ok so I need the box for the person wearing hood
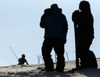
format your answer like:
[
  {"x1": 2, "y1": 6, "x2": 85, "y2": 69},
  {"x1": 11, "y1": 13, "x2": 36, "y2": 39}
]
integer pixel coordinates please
[{"x1": 40, "y1": 4, "x2": 68, "y2": 72}]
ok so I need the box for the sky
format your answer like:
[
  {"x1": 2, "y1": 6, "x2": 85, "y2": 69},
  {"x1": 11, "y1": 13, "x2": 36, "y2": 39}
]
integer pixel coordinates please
[{"x1": 0, "y1": 0, "x2": 100, "y2": 66}]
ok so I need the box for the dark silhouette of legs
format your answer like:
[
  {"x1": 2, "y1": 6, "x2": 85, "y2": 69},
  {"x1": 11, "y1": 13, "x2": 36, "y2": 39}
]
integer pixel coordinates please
[
  {"x1": 42, "y1": 39, "x2": 54, "y2": 71},
  {"x1": 54, "y1": 39, "x2": 65, "y2": 72},
  {"x1": 42, "y1": 38, "x2": 65, "y2": 71}
]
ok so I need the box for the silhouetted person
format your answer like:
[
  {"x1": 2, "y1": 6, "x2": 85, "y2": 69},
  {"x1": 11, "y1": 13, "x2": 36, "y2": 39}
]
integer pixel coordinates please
[
  {"x1": 40, "y1": 4, "x2": 68, "y2": 72},
  {"x1": 18, "y1": 54, "x2": 29, "y2": 65},
  {"x1": 72, "y1": 1, "x2": 96, "y2": 68}
]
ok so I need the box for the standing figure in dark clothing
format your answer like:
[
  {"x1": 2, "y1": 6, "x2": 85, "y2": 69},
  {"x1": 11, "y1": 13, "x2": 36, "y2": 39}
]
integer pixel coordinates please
[
  {"x1": 40, "y1": 4, "x2": 68, "y2": 72},
  {"x1": 18, "y1": 54, "x2": 29, "y2": 65},
  {"x1": 72, "y1": 1, "x2": 96, "y2": 68}
]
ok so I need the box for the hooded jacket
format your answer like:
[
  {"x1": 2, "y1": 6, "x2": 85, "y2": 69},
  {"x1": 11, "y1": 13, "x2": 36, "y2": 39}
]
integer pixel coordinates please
[{"x1": 40, "y1": 7, "x2": 68, "y2": 43}]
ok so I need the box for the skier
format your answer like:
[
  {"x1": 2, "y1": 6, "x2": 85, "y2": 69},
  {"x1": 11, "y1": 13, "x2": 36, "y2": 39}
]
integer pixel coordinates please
[{"x1": 18, "y1": 54, "x2": 29, "y2": 65}]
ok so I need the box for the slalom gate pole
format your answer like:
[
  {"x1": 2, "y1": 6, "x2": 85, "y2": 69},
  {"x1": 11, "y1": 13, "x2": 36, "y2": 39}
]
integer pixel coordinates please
[
  {"x1": 66, "y1": 51, "x2": 69, "y2": 61},
  {"x1": 55, "y1": 52, "x2": 57, "y2": 63},
  {"x1": 37, "y1": 55, "x2": 41, "y2": 65},
  {"x1": 10, "y1": 47, "x2": 18, "y2": 60},
  {"x1": 41, "y1": 56, "x2": 44, "y2": 64}
]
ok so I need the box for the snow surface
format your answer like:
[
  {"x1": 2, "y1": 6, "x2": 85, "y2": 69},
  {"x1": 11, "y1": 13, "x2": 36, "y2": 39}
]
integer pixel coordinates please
[{"x1": 0, "y1": 58, "x2": 100, "y2": 77}]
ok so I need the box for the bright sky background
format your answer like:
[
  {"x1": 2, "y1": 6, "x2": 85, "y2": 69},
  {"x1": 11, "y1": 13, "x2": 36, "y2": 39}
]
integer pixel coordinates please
[{"x1": 0, "y1": 0, "x2": 100, "y2": 66}]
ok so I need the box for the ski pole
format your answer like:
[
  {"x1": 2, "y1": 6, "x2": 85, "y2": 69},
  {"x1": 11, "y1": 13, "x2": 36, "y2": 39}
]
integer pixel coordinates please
[{"x1": 10, "y1": 47, "x2": 18, "y2": 60}]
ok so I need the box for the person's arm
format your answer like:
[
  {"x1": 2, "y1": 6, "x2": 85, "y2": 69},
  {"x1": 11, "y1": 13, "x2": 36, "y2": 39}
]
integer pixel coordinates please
[
  {"x1": 72, "y1": 10, "x2": 80, "y2": 25},
  {"x1": 62, "y1": 15, "x2": 68, "y2": 44},
  {"x1": 40, "y1": 14, "x2": 46, "y2": 28},
  {"x1": 25, "y1": 60, "x2": 29, "y2": 65}
]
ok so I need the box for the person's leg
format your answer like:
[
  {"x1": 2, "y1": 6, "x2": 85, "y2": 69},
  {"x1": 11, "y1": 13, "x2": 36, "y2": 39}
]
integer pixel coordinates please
[
  {"x1": 54, "y1": 39, "x2": 65, "y2": 72},
  {"x1": 79, "y1": 39, "x2": 92, "y2": 68},
  {"x1": 42, "y1": 39, "x2": 54, "y2": 71}
]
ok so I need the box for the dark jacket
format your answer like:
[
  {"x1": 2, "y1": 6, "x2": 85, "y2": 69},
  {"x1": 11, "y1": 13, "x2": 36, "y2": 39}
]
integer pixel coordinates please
[{"x1": 40, "y1": 8, "x2": 68, "y2": 43}]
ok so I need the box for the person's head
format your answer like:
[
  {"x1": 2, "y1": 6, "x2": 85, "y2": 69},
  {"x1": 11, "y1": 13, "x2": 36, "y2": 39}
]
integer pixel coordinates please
[
  {"x1": 22, "y1": 54, "x2": 25, "y2": 58},
  {"x1": 50, "y1": 4, "x2": 58, "y2": 10},
  {"x1": 50, "y1": 4, "x2": 62, "y2": 13},
  {"x1": 79, "y1": 1, "x2": 91, "y2": 12}
]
